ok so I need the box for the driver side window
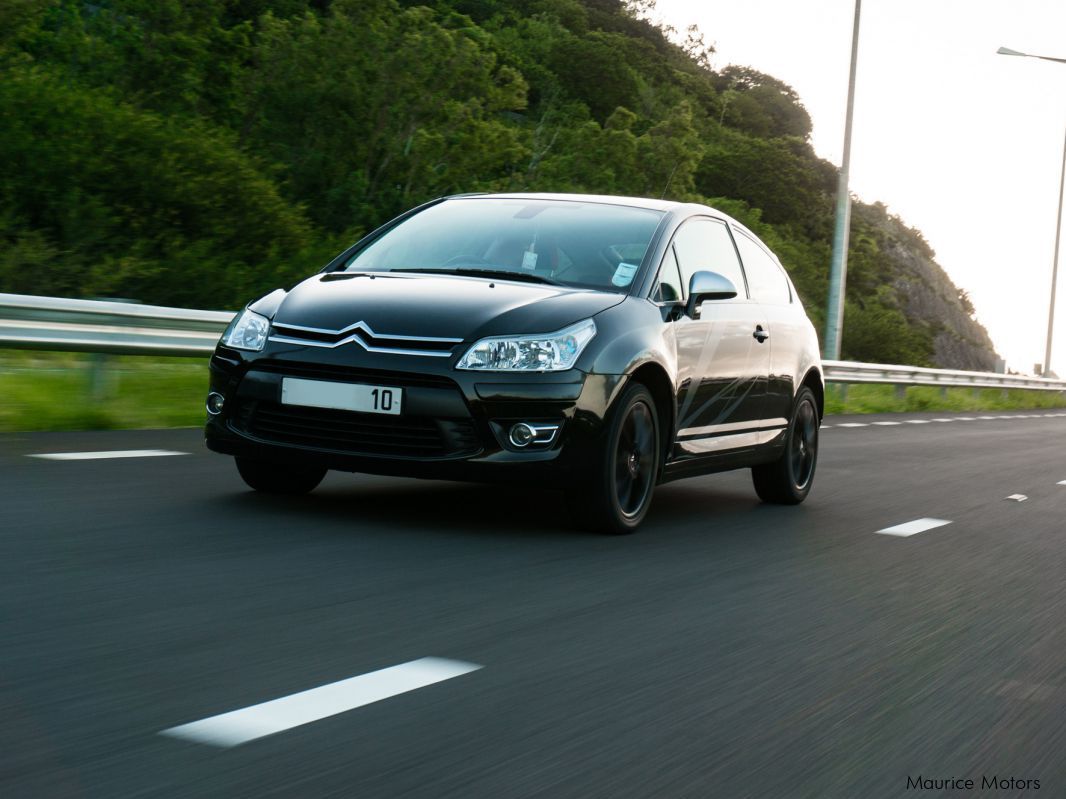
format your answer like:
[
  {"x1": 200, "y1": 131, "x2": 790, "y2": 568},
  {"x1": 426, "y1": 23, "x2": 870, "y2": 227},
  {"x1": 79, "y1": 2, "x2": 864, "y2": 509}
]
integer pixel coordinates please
[{"x1": 672, "y1": 217, "x2": 748, "y2": 300}]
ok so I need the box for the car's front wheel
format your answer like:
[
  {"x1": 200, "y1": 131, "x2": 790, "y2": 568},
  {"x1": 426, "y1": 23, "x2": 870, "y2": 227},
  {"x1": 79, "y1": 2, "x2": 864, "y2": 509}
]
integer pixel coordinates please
[
  {"x1": 751, "y1": 386, "x2": 819, "y2": 504},
  {"x1": 566, "y1": 382, "x2": 660, "y2": 534},
  {"x1": 235, "y1": 456, "x2": 327, "y2": 495}
]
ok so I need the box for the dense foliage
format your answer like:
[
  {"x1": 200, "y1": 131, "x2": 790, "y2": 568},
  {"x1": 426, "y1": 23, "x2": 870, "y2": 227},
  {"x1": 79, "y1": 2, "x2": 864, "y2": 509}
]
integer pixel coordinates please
[{"x1": 0, "y1": 0, "x2": 997, "y2": 366}]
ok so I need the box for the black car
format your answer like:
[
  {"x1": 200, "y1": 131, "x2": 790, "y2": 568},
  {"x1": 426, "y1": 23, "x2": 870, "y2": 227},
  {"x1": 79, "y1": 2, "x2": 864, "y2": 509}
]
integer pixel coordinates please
[{"x1": 206, "y1": 193, "x2": 823, "y2": 533}]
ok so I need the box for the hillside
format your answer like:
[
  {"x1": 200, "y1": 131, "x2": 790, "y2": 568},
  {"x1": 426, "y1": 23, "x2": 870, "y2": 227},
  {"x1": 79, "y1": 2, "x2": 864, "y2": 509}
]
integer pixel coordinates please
[{"x1": 0, "y1": 0, "x2": 999, "y2": 368}]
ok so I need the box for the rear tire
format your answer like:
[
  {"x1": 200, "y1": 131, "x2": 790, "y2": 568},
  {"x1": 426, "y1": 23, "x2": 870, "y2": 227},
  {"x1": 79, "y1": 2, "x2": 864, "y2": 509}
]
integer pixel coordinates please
[
  {"x1": 235, "y1": 456, "x2": 326, "y2": 495},
  {"x1": 566, "y1": 383, "x2": 660, "y2": 534},
  {"x1": 752, "y1": 386, "x2": 818, "y2": 505}
]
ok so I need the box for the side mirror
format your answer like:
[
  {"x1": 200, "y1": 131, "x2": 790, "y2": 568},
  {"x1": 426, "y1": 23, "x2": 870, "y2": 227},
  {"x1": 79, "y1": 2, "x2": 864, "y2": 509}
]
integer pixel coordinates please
[{"x1": 685, "y1": 270, "x2": 738, "y2": 318}]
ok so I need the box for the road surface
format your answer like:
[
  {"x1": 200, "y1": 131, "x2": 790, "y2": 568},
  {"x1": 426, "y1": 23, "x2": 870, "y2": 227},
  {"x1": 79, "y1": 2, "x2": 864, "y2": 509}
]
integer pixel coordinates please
[{"x1": 2, "y1": 410, "x2": 1065, "y2": 797}]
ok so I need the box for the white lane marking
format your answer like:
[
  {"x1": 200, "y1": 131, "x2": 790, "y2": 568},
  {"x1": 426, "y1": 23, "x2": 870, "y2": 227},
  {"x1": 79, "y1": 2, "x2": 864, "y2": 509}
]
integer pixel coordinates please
[
  {"x1": 876, "y1": 518, "x2": 953, "y2": 537},
  {"x1": 827, "y1": 413, "x2": 1064, "y2": 430},
  {"x1": 1058, "y1": 481, "x2": 1066, "y2": 486},
  {"x1": 1005, "y1": 494, "x2": 1028, "y2": 502},
  {"x1": 29, "y1": 450, "x2": 189, "y2": 461},
  {"x1": 820, "y1": 424, "x2": 832, "y2": 429},
  {"x1": 160, "y1": 657, "x2": 482, "y2": 748}
]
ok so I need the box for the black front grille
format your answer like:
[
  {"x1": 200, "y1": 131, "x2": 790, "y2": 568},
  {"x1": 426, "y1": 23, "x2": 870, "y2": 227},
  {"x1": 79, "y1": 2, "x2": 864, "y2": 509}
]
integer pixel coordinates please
[
  {"x1": 232, "y1": 400, "x2": 481, "y2": 459},
  {"x1": 251, "y1": 360, "x2": 457, "y2": 390}
]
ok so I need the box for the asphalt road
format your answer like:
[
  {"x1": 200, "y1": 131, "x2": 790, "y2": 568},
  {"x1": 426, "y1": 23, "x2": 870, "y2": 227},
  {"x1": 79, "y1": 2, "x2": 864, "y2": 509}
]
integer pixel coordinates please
[{"x1": 3, "y1": 410, "x2": 1066, "y2": 798}]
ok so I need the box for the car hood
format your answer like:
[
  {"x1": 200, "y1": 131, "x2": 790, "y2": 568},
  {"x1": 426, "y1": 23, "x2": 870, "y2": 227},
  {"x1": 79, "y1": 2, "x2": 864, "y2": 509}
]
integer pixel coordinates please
[{"x1": 265, "y1": 272, "x2": 626, "y2": 340}]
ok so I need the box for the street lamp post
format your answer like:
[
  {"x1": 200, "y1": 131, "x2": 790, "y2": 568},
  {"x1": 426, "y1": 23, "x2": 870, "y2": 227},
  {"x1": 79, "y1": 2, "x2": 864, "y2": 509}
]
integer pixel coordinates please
[
  {"x1": 823, "y1": 0, "x2": 863, "y2": 361},
  {"x1": 998, "y1": 46, "x2": 1066, "y2": 378}
]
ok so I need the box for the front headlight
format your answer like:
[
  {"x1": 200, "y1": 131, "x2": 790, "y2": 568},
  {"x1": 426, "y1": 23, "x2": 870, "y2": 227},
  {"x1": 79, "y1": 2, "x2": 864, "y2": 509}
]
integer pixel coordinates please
[
  {"x1": 221, "y1": 308, "x2": 270, "y2": 351},
  {"x1": 456, "y1": 319, "x2": 596, "y2": 372}
]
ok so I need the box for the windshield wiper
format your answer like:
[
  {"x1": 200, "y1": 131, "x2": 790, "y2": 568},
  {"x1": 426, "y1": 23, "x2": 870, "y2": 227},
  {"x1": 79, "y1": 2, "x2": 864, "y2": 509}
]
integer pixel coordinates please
[{"x1": 390, "y1": 268, "x2": 562, "y2": 286}]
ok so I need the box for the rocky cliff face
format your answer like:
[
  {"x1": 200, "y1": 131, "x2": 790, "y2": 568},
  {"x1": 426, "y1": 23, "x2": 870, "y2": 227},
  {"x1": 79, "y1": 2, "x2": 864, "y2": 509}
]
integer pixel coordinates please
[{"x1": 871, "y1": 214, "x2": 1000, "y2": 371}]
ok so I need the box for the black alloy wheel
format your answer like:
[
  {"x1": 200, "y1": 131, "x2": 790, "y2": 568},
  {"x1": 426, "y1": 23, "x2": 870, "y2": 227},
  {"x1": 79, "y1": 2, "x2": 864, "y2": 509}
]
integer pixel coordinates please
[
  {"x1": 567, "y1": 383, "x2": 660, "y2": 534},
  {"x1": 751, "y1": 386, "x2": 819, "y2": 504},
  {"x1": 235, "y1": 456, "x2": 327, "y2": 495}
]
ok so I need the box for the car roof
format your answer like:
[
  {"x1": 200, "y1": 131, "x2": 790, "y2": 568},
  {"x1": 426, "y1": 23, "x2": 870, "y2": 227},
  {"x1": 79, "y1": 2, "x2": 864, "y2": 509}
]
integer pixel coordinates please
[{"x1": 444, "y1": 192, "x2": 682, "y2": 213}]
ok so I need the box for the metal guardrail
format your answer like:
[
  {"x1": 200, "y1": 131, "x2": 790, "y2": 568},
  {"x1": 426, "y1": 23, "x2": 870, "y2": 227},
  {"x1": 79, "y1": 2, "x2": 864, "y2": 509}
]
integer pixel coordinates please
[
  {"x1": 0, "y1": 293, "x2": 233, "y2": 356},
  {"x1": 822, "y1": 360, "x2": 1066, "y2": 392},
  {"x1": 2, "y1": 292, "x2": 1065, "y2": 392}
]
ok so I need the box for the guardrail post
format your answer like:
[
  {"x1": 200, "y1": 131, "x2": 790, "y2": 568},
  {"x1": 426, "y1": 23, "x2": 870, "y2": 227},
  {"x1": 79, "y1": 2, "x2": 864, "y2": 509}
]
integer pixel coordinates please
[
  {"x1": 87, "y1": 352, "x2": 113, "y2": 401},
  {"x1": 894, "y1": 384, "x2": 906, "y2": 401}
]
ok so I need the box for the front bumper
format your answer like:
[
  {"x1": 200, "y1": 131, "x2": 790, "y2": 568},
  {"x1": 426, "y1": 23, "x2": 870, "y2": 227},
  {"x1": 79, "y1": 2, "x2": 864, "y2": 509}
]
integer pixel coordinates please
[{"x1": 204, "y1": 344, "x2": 626, "y2": 486}]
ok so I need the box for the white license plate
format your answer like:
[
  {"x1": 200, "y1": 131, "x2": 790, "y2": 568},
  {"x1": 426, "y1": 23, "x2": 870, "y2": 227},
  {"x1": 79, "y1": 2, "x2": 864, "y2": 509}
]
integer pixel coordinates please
[{"x1": 280, "y1": 377, "x2": 403, "y2": 415}]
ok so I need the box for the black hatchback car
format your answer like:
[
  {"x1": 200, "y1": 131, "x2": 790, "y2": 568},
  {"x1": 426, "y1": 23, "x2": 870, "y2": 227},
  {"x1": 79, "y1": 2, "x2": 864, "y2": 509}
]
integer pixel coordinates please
[{"x1": 206, "y1": 193, "x2": 823, "y2": 533}]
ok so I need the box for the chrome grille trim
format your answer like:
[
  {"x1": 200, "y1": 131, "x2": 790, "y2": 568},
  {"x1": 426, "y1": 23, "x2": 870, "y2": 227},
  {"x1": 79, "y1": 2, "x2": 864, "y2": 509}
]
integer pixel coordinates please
[
  {"x1": 267, "y1": 334, "x2": 454, "y2": 357},
  {"x1": 268, "y1": 320, "x2": 463, "y2": 357},
  {"x1": 271, "y1": 320, "x2": 463, "y2": 343}
]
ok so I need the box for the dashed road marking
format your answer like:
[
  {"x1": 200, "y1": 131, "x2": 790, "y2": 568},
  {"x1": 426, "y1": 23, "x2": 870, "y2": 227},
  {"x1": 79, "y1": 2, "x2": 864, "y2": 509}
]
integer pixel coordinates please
[
  {"x1": 876, "y1": 518, "x2": 953, "y2": 537},
  {"x1": 1057, "y1": 481, "x2": 1066, "y2": 486},
  {"x1": 29, "y1": 450, "x2": 189, "y2": 461},
  {"x1": 825, "y1": 413, "x2": 1065, "y2": 430},
  {"x1": 1005, "y1": 494, "x2": 1028, "y2": 502},
  {"x1": 160, "y1": 657, "x2": 482, "y2": 748}
]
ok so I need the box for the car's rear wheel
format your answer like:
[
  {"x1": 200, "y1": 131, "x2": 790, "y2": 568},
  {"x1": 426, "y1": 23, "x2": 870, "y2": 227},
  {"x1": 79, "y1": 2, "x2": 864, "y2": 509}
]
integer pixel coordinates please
[
  {"x1": 235, "y1": 456, "x2": 327, "y2": 495},
  {"x1": 752, "y1": 386, "x2": 818, "y2": 504},
  {"x1": 566, "y1": 383, "x2": 660, "y2": 534}
]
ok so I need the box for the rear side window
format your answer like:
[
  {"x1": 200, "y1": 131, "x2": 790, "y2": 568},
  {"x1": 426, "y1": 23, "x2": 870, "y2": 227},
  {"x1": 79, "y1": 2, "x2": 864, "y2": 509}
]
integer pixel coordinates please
[
  {"x1": 733, "y1": 230, "x2": 791, "y2": 305},
  {"x1": 672, "y1": 218, "x2": 747, "y2": 300}
]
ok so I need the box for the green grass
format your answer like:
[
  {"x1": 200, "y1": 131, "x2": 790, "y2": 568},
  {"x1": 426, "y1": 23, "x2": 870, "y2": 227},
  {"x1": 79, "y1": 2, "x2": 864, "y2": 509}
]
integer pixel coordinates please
[
  {"x1": 824, "y1": 383, "x2": 1066, "y2": 415},
  {"x1": 2, "y1": 351, "x2": 1065, "y2": 431},
  {"x1": 0, "y1": 351, "x2": 208, "y2": 431}
]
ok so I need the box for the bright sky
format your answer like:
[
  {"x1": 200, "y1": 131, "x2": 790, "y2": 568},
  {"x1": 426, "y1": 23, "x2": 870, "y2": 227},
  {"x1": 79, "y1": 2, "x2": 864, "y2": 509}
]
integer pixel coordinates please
[{"x1": 655, "y1": 0, "x2": 1066, "y2": 375}]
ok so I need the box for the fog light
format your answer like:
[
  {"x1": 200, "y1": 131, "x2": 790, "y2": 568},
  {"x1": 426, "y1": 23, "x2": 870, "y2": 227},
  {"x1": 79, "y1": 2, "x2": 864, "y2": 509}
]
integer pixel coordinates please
[
  {"x1": 206, "y1": 392, "x2": 225, "y2": 415},
  {"x1": 509, "y1": 422, "x2": 535, "y2": 448}
]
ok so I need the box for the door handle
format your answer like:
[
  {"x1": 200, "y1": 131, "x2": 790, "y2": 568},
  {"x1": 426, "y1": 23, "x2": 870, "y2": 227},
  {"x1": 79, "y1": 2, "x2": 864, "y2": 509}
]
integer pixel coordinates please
[{"x1": 753, "y1": 325, "x2": 769, "y2": 343}]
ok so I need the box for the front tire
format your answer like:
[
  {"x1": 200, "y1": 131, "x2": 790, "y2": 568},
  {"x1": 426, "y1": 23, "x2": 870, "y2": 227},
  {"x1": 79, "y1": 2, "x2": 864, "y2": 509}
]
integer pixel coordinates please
[
  {"x1": 752, "y1": 386, "x2": 819, "y2": 504},
  {"x1": 235, "y1": 456, "x2": 327, "y2": 495},
  {"x1": 566, "y1": 383, "x2": 660, "y2": 534}
]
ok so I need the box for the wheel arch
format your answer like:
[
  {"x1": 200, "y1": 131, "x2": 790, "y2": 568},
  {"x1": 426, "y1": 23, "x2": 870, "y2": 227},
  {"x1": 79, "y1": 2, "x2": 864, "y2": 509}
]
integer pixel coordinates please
[
  {"x1": 800, "y1": 367, "x2": 825, "y2": 421},
  {"x1": 626, "y1": 361, "x2": 676, "y2": 474}
]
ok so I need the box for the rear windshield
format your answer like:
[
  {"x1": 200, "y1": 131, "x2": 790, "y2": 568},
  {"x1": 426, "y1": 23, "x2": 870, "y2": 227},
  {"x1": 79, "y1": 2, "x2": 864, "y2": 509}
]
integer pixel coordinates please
[{"x1": 343, "y1": 198, "x2": 665, "y2": 292}]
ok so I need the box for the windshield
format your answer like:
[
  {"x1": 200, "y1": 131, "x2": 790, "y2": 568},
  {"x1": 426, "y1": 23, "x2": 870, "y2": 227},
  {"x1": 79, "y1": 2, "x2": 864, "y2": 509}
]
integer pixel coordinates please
[{"x1": 343, "y1": 198, "x2": 665, "y2": 292}]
